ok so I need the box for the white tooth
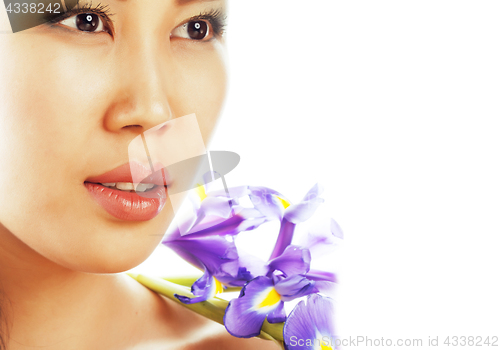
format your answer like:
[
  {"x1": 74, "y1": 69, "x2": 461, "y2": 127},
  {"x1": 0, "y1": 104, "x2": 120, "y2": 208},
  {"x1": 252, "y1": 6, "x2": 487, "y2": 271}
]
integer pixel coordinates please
[
  {"x1": 135, "y1": 183, "x2": 150, "y2": 192},
  {"x1": 116, "y1": 182, "x2": 135, "y2": 191},
  {"x1": 134, "y1": 183, "x2": 156, "y2": 192},
  {"x1": 102, "y1": 183, "x2": 116, "y2": 187}
]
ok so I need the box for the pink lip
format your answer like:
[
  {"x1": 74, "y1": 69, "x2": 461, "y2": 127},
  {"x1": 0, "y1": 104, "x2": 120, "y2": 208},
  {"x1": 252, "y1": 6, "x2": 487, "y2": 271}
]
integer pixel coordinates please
[{"x1": 84, "y1": 161, "x2": 171, "y2": 221}]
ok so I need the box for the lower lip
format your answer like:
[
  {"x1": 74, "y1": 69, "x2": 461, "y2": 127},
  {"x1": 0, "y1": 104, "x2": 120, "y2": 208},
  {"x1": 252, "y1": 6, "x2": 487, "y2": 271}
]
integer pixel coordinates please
[{"x1": 84, "y1": 182, "x2": 167, "y2": 221}]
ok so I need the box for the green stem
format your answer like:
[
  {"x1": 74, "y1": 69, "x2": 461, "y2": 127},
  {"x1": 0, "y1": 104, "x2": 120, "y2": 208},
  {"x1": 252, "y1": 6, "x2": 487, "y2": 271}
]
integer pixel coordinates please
[
  {"x1": 161, "y1": 275, "x2": 242, "y2": 293},
  {"x1": 161, "y1": 275, "x2": 200, "y2": 287},
  {"x1": 127, "y1": 273, "x2": 284, "y2": 343}
]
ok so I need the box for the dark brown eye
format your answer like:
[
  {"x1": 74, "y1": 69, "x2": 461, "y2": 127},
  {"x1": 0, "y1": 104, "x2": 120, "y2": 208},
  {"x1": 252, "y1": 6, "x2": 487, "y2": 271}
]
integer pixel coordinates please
[
  {"x1": 171, "y1": 18, "x2": 218, "y2": 41},
  {"x1": 75, "y1": 13, "x2": 100, "y2": 32},
  {"x1": 186, "y1": 20, "x2": 209, "y2": 40},
  {"x1": 59, "y1": 13, "x2": 107, "y2": 33}
]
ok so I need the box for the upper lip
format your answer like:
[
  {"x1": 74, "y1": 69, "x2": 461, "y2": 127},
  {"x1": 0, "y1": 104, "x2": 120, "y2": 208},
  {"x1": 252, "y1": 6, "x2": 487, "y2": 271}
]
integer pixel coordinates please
[{"x1": 85, "y1": 161, "x2": 171, "y2": 186}]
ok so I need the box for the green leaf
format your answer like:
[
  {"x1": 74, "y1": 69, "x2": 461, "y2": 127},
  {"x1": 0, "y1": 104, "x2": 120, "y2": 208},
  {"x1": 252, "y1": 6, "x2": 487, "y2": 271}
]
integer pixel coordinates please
[{"x1": 127, "y1": 273, "x2": 284, "y2": 344}]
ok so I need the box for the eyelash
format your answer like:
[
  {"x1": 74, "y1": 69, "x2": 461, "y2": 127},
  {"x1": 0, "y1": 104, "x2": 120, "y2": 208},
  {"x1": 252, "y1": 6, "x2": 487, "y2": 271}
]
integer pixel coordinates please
[
  {"x1": 185, "y1": 8, "x2": 227, "y2": 39},
  {"x1": 48, "y1": 2, "x2": 227, "y2": 39},
  {"x1": 48, "y1": 2, "x2": 114, "y2": 33}
]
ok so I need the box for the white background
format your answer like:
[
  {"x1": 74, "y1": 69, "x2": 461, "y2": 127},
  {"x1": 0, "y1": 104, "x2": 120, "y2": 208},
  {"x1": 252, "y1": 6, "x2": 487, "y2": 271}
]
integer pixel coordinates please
[{"x1": 132, "y1": 1, "x2": 500, "y2": 347}]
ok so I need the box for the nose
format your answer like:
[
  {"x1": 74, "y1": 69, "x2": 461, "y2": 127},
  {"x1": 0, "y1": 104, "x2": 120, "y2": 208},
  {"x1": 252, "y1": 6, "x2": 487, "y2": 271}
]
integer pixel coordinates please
[{"x1": 103, "y1": 38, "x2": 173, "y2": 134}]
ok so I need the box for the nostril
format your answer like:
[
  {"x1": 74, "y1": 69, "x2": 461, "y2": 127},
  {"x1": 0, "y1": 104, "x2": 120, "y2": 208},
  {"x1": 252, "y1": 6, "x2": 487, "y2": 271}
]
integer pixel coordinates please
[{"x1": 121, "y1": 124, "x2": 144, "y2": 133}]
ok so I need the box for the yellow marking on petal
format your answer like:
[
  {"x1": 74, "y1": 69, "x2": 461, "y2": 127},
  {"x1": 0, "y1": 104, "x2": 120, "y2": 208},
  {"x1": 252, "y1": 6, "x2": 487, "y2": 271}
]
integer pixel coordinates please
[
  {"x1": 275, "y1": 195, "x2": 291, "y2": 209},
  {"x1": 214, "y1": 277, "x2": 224, "y2": 295},
  {"x1": 194, "y1": 183, "x2": 207, "y2": 202},
  {"x1": 258, "y1": 287, "x2": 281, "y2": 308},
  {"x1": 321, "y1": 342, "x2": 333, "y2": 350}
]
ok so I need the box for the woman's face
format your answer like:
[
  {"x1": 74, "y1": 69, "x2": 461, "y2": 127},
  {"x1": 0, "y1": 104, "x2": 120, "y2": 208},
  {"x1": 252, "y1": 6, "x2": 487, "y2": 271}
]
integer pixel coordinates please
[{"x1": 0, "y1": 0, "x2": 227, "y2": 272}]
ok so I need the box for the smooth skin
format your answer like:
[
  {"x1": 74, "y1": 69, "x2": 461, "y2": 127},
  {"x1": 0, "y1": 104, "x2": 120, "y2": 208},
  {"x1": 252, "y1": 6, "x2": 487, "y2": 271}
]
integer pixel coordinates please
[{"x1": 0, "y1": 0, "x2": 279, "y2": 348}]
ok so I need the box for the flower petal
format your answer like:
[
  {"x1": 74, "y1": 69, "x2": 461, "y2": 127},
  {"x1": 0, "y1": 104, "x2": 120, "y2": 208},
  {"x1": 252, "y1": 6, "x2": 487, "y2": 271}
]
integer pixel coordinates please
[
  {"x1": 269, "y1": 184, "x2": 325, "y2": 259},
  {"x1": 283, "y1": 294, "x2": 336, "y2": 350},
  {"x1": 305, "y1": 270, "x2": 337, "y2": 283},
  {"x1": 219, "y1": 253, "x2": 268, "y2": 287},
  {"x1": 311, "y1": 281, "x2": 336, "y2": 297},
  {"x1": 181, "y1": 196, "x2": 234, "y2": 235},
  {"x1": 269, "y1": 219, "x2": 296, "y2": 260},
  {"x1": 284, "y1": 183, "x2": 325, "y2": 224},
  {"x1": 219, "y1": 264, "x2": 255, "y2": 287},
  {"x1": 248, "y1": 185, "x2": 285, "y2": 197},
  {"x1": 295, "y1": 217, "x2": 344, "y2": 259},
  {"x1": 176, "y1": 214, "x2": 250, "y2": 238},
  {"x1": 248, "y1": 187, "x2": 285, "y2": 221},
  {"x1": 305, "y1": 270, "x2": 337, "y2": 297},
  {"x1": 174, "y1": 267, "x2": 220, "y2": 304},
  {"x1": 302, "y1": 183, "x2": 324, "y2": 200},
  {"x1": 267, "y1": 245, "x2": 311, "y2": 276},
  {"x1": 234, "y1": 253, "x2": 269, "y2": 279},
  {"x1": 284, "y1": 198, "x2": 324, "y2": 224},
  {"x1": 274, "y1": 274, "x2": 316, "y2": 301},
  {"x1": 163, "y1": 206, "x2": 276, "y2": 288},
  {"x1": 224, "y1": 276, "x2": 282, "y2": 338},
  {"x1": 163, "y1": 235, "x2": 238, "y2": 284},
  {"x1": 267, "y1": 300, "x2": 286, "y2": 323}
]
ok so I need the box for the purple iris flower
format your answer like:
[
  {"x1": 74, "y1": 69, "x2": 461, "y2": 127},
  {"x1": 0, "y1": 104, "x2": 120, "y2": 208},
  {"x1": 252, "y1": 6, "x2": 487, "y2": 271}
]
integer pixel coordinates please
[
  {"x1": 223, "y1": 184, "x2": 340, "y2": 338},
  {"x1": 162, "y1": 184, "x2": 287, "y2": 303},
  {"x1": 283, "y1": 294, "x2": 336, "y2": 350},
  {"x1": 163, "y1": 182, "x2": 341, "y2": 343},
  {"x1": 223, "y1": 243, "x2": 337, "y2": 338},
  {"x1": 269, "y1": 183, "x2": 326, "y2": 260},
  {"x1": 223, "y1": 245, "x2": 315, "y2": 338}
]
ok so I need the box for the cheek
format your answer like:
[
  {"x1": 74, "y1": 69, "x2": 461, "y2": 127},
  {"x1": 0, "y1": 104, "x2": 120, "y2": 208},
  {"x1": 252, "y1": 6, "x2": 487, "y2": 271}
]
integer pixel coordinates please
[
  {"x1": 170, "y1": 42, "x2": 228, "y2": 146},
  {"x1": 0, "y1": 37, "x2": 165, "y2": 272},
  {"x1": 0, "y1": 36, "x2": 108, "y2": 212}
]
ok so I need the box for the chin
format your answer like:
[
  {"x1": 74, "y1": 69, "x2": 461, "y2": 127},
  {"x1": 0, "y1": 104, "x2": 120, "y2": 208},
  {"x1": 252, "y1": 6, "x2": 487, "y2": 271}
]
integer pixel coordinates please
[
  {"x1": 37, "y1": 221, "x2": 170, "y2": 274},
  {"x1": 53, "y1": 241, "x2": 160, "y2": 274}
]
